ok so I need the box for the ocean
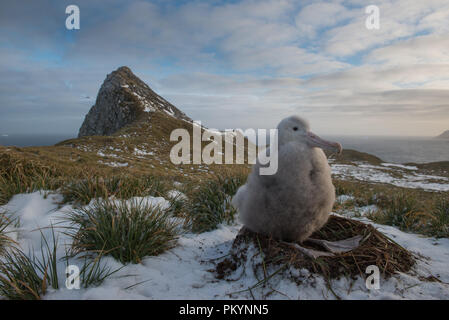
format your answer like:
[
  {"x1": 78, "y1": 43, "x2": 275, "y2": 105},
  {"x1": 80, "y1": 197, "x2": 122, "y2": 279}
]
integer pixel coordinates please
[
  {"x1": 251, "y1": 134, "x2": 449, "y2": 164},
  {"x1": 326, "y1": 135, "x2": 449, "y2": 164},
  {"x1": 0, "y1": 134, "x2": 448, "y2": 165},
  {"x1": 0, "y1": 134, "x2": 75, "y2": 148}
]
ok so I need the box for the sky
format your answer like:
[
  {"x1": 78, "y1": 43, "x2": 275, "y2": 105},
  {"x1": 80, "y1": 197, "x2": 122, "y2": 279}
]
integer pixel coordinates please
[{"x1": 1, "y1": 0, "x2": 449, "y2": 137}]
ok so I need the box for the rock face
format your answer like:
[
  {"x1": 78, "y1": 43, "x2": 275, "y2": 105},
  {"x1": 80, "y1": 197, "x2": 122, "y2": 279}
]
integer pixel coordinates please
[
  {"x1": 436, "y1": 130, "x2": 449, "y2": 139},
  {"x1": 78, "y1": 66, "x2": 191, "y2": 137}
]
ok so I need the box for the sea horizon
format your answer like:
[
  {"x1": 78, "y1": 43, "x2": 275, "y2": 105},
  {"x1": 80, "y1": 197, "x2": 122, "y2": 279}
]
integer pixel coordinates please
[{"x1": 1, "y1": 132, "x2": 448, "y2": 165}]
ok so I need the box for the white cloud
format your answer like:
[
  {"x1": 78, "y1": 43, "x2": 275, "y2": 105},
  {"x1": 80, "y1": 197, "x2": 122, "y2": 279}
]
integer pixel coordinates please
[
  {"x1": 366, "y1": 34, "x2": 449, "y2": 66},
  {"x1": 295, "y1": 2, "x2": 354, "y2": 38},
  {"x1": 2, "y1": 0, "x2": 449, "y2": 136}
]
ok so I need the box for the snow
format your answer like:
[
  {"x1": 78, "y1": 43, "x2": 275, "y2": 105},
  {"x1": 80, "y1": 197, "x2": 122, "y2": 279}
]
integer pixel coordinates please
[
  {"x1": 336, "y1": 195, "x2": 354, "y2": 204},
  {"x1": 143, "y1": 103, "x2": 155, "y2": 113},
  {"x1": 130, "y1": 92, "x2": 156, "y2": 113},
  {"x1": 164, "y1": 108, "x2": 175, "y2": 116},
  {"x1": 108, "y1": 146, "x2": 122, "y2": 152},
  {"x1": 331, "y1": 163, "x2": 449, "y2": 191},
  {"x1": 167, "y1": 190, "x2": 187, "y2": 200},
  {"x1": 134, "y1": 148, "x2": 154, "y2": 156},
  {"x1": 98, "y1": 160, "x2": 129, "y2": 167},
  {"x1": 356, "y1": 204, "x2": 378, "y2": 216},
  {"x1": 173, "y1": 181, "x2": 183, "y2": 188},
  {"x1": 382, "y1": 163, "x2": 418, "y2": 171},
  {"x1": 105, "y1": 195, "x2": 171, "y2": 211},
  {"x1": 97, "y1": 151, "x2": 119, "y2": 158},
  {"x1": 1, "y1": 191, "x2": 449, "y2": 300}
]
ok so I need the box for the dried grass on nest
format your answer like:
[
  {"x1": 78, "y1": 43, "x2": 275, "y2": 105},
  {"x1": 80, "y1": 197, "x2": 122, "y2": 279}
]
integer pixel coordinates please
[{"x1": 216, "y1": 215, "x2": 416, "y2": 281}]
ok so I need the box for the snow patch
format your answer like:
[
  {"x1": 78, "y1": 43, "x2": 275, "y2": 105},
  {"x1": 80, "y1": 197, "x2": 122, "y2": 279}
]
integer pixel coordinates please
[
  {"x1": 332, "y1": 163, "x2": 449, "y2": 191},
  {"x1": 382, "y1": 163, "x2": 418, "y2": 170},
  {"x1": 2, "y1": 192, "x2": 449, "y2": 300},
  {"x1": 98, "y1": 160, "x2": 129, "y2": 167}
]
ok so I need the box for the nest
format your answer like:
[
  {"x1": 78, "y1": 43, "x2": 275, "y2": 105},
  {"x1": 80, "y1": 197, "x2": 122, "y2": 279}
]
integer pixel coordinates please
[{"x1": 216, "y1": 215, "x2": 416, "y2": 281}]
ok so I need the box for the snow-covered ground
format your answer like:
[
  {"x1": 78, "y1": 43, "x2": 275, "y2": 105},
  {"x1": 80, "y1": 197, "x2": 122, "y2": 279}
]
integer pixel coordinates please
[
  {"x1": 331, "y1": 162, "x2": 449, "y2": 191},
  {"x1": 98, "y1": 160, "x2": 129, "y2": 167},
  {"x1": 1, "y1": 191, "x2": 449, "y2": 300}
]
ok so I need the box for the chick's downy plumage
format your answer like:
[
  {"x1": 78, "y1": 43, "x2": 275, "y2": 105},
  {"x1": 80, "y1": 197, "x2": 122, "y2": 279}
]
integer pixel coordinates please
[{"x1": 232, "y1": 116, "x2": 342, "y2": 243}]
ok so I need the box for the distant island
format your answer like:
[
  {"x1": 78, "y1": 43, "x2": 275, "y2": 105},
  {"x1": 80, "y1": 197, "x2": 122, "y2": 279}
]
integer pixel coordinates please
[{"x1": 436, "y1": 130, "x2": 449, "y2": 139}]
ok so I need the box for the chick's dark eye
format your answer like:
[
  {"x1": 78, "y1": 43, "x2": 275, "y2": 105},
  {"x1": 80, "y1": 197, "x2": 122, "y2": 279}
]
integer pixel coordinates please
[{"x1": 293, "y1": 127, "x2": 298, "y2": 131}]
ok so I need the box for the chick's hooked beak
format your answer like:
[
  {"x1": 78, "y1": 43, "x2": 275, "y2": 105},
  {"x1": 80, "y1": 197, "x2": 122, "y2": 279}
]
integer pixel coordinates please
[{"x1": 306, "y1": 132, "x2": 342, "y2": 154}]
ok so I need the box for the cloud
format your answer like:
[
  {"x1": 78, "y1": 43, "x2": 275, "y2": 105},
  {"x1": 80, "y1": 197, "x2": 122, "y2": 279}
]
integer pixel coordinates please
[
  {"x1": 0, "y1": 0, "x2": 449, "y2": 136},
  {"x1": 366, "y1": 34, "x2": 449, "y2": 66},
  {"x1": 295, "y1": 2, "x2": 354, "y2": 38}
]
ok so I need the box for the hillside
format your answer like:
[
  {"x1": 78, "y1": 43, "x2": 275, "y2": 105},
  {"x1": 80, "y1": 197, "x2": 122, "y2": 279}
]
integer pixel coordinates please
[
  {"x1": 0, "y1": 67, "x2": 253, "y2": 187},
  {"x1": 436, "y1": 130, "x2": 449, "y2": 139},
  {"x1": 0, "y1": 65, "x2": 448, "y2": 195}
]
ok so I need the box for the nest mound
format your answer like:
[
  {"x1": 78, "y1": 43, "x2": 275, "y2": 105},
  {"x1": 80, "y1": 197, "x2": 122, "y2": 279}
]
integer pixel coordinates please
[{"x1": 216, "y1": 215, "x2": 415, "y2": 280}]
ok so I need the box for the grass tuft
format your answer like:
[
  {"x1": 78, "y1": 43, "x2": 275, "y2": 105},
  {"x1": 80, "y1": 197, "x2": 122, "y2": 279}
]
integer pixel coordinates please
[
  {"x1": 0, "y1": 211, "x2": 16, "y2": 253},
  {"x1": 0, "y1": 154, "x2": 63, "y2": 205},
  {"x1": 186, "y1": 173, "x2": 246, "y2": 233},
  {"x1": 77, "y1": 253, "x2": 123, "y2": 288},
  {"x1": 61, "y1": 175, "x2": 168, "y2": 205},
  {"x1": 367, "y1": 193, "x2": 422, "y2": 231},
  {"x1": 65, "y1": 198, "x2": 180, "y2": 264},
  {"x1": 35, "y1": 227, "x2": 60, "y2": 290},
  {"x1": 333, "y1": 179, "x2": 449, "y2": 238},
  {"x1": 0, "y1": 247, "x2": 47, "y2": 300},
  {"x1": 166, "y1": 193, "x2": 187, "y2": 217},
  {"x1": 428, "y1": 198, "x2": 449, "y2": 238},
  {"x1": 216, "y1": 173, "x2": 247, "y2": 197}
]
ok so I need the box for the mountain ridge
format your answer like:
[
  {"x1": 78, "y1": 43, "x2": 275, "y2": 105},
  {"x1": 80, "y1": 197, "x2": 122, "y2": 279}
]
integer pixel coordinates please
[
  {"x1": 436, "y1": 130, "x2": 449, "y2": 139},
  {"x1": 78, "y1": 66, "x2": 191, "y2": 137},
  {"x1": 1, "y1": 66, "x2": 447, "y2": 187}
]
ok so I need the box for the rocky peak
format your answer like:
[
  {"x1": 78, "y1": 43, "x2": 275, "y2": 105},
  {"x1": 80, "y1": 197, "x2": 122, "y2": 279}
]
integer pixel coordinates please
[
  {"x1": 78, "y1": 66, "x2": 191, "y2": 137},
  {"x1": 436, "y1": 130, "x2": 449, "y2": 139}
]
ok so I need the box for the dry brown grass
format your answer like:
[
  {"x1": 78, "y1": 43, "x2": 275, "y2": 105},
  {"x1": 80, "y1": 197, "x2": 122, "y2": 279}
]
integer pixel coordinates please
[
  {"x1": 0, "y1": 111, "x2": 252, "y2": 208},
  {"x1": 0, "y1": 112, "x2": 251, "y2": 190}
]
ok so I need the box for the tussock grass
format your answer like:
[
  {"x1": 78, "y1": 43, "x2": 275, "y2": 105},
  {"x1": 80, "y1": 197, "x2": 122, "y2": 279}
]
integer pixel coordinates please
[
  {"x1": 428, "y1": 198, "x2": 449, "y2": 238},
  {"x1": 65, "y1": 198, "x2": 180, "y2": 264},
  {"x1": 0, "y1": 228, "x2": 59, "y2": 300},
  {"x1": 187, "y1": 182, "x2": 236, "y2": 233},
  {"x1": 334, "y1": 179, "x2": 449, "y2": 238},
  {"x1": 216, "y1": 172, "x2": 247, "y2": 197},
  {"x1": 76, "y1": 253, "x2": 122, "y2": 288},
  {"x1": 333, "y1": 179, "x2": 354, "y2": 197},
  {"x1": 0, "y1": 247, "x2": 47, "y2": 300},
  {"x1": 0, "y1": 211, "x2": 16, "y2": 253},
  {"x1": 0, "y1": 225, "x2": 61, "y2": 300},
  {"x1": 0, "y1": 227, "x2": 119, "y2": 299},
  {"x1": 186, "y1": 173, "x2": 246, "y2": 233},
  {"x1": 61, "y1": 175, "x2": 168, "y2": 205},
  {"x1": 367, "y1": 193, "x2": 421, "y2": 231},
  {"x1": 35, "y1": 228, "x2": 60, "y2": 290},
  {"x1": 0, "y1": 153, "x2": 63, "y2": 205},
  {"x1": 166, "y1": 193, "x2": 187, "y2": 217}
]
